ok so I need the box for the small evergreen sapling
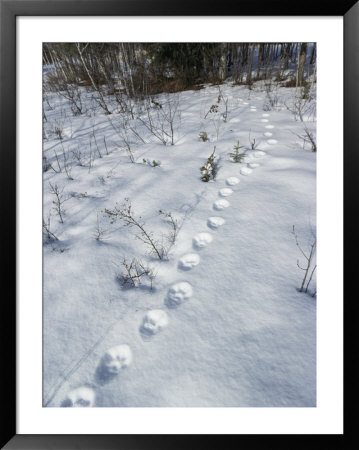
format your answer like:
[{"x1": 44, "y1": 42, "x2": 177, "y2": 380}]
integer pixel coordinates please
[
  {"x1": 228, "y1": 140, "x2": 245, "y2": 163},
  {"x1": 200, "y1": 147, "x2": 217, "y2": 182}
]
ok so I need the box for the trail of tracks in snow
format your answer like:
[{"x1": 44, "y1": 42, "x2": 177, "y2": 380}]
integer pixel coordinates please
[{"x1": 59, "y1": 102, "x2": 278, "y2": 407}]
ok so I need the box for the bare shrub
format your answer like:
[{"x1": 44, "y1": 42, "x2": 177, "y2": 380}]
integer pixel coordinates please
[
  {"x1": 60, "y1": 142, "x2": 74, "y2": 180},
  {"x1": 71, "y1": 144, "x2": 85, "y2": 166},
  {"x1": 94, "y1": 212, "x2": 108, "y2": 241},
  {"x1": 137, "y1": 93, "x2": 181, "y2": 146},
  {"x1": 292, "y1": 225, "x2": 316, "y2": 295},
  {"x1": 105, "y1": 199, "x2": 167, "y2": 260},
  {"x1": 248, "y1": 130, "x2": 258, "y2": 150},
  {"x1": 263, "y1": 81, "x2": 279, "y2": 110},
  {"x1": 118, "y1": 257, "x2": 156, "y2": 290},
  {"x1": 286, "y1": 94, "x2": 317, "y2": 152},
  {"x1": 53, "y1": 120, "x2": 64, "y2": 140},
  {"x1": 159, "y1": 210, "x2": 179, "y2": 245},
  {"x1": 49, "y1": 183, "x2": 68, "y2": 224},
  {"x1": 204, "y1": 104, "x2": 219, "y2": 119},
  {"x1": 43, "y1": 214, "x2": 59, "y2": 241},
  {"x1": 43, "y1": 156, "x2": 52, "y2": 173}
]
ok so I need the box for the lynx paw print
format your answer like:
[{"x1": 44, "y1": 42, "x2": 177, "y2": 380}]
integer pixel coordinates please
[
  {"x1": 95, "y1": 344, "x2": 132, "y2": 385},
  {"x1": 140, "y1": 309, "x2": 168, "y2": 338},
  {"x1": 61, "y1": 386, "x2": 95, "y2": 407},
  {"x1": 178, "y1": 253, "x2": 200, "y2": 270},
  {"x1": 192, "y1": 232, "x2": 213, "y2": 249},
  {"x1": 165, "y1": 281, "x2": 193, "y2": 308}
]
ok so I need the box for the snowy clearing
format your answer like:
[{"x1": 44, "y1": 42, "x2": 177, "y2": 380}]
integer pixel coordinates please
[{"x1": 43, "y1": 74, "x2": 316, "y2": 408}]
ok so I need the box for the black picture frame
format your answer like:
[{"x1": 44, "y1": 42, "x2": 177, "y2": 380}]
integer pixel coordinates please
[{"x1": 1, "y1": 0, "x2": 357, "y2": 448}]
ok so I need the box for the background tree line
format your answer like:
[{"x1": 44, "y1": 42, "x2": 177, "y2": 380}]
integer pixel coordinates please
[{"x1": 43, "y1": 42, "x2": 316, "y2": 100}]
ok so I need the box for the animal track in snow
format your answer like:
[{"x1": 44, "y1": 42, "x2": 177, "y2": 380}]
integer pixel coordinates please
[
  {"x1": 207, "y1": 217, "x2": 226, "y2": 229},
  {"x1": 178, "y1": 253, "x2": 200, "y2": 270},
  {"x1": 240, "y1": 167, "x2": 253, "y2": 175},
  {"x1": 192, "y1": 232, "x2": 213, "y2": 249},
  {"x1": 219, "y1": 188, "x2": 233, "y2": 197},
  {"x1": 101, "y1": 344, "x2": 132, "y2": 374},
  {"x1": 213, "y1": 199, "x2": 230, "y2": 210},
  {"x1": 264, "y1": 132, "x2": 273, "y2": 137},
  {"x1": 253, "y1": 150, "x2": 266, "y2": 158},
  {"x1": 226, "y1": 177, "x2": 240, "y2": 186},
  {"x1": 261, "y1": 119, "x2": 269, "y2": 123},
  {"x1": 243, "y1": 102, "x2": 249, "y2": 105},
  {"x1": 61, "y1": 386, "x2": 95, "y2": 407},
  {"x1": 265, "y1": 125, "x2": 275, "y2": 129},
  {"x1": 166, "y1": 281, "x2": 193, "y2": 308},
  {"x1": 140, "y1": 309, "x2": 168, "y2": 337},
  {"x1": 266, "y1": 139, "x2": 278, "y2": 145},
  {"x1": 262, "y1": 113, "x2": 270, "y2": 117},
  {"x1": 248, "y1": 163, "x2": 260, "y2": 169}
]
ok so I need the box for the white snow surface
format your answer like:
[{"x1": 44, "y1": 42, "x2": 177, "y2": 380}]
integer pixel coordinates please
[{"x1": 43, "y1": 80, "x2": 316, "y2": 407}]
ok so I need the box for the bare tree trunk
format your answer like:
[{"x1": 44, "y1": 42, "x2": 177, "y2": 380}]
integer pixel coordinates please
[
  {"x1": 310, "y1": 44, "x2": 316, "y2": 65},
  {"x1": 75, "y1": 43, "x2": 111, "y2": 114},
  {"x1": 296, "y1": 43, "x2": 307, "y2": 87},
  {"x1": 246, "y1": 44, "x2": 254, "y2": 85},
  {"x1": 256, "y1": 44, "x2": 263, "y2": 79},
  {"x1": 283, "y1": 43, "x2": 291, "y2": 71}
]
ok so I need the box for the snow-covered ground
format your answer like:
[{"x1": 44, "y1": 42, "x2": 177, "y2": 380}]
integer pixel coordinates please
[{"x1": 43, "y1": 80, "x2": 316, "y2": 407}]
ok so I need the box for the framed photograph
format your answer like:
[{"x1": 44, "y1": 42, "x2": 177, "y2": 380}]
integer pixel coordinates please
[{"x1": 1, "y1": 0, "x2": 357, "y2": 448}]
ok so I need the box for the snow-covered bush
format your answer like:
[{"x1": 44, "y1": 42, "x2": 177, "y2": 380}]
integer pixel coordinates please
[
  {"x1": 142, "y1": 158, "x2": 160, "y2": 167},
  {"x1": 200, "y1": 148, "x2": 217, "y2": 182},
  {"x1": 199, "y1": 131, "x2": 209, "y2": 142}
]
